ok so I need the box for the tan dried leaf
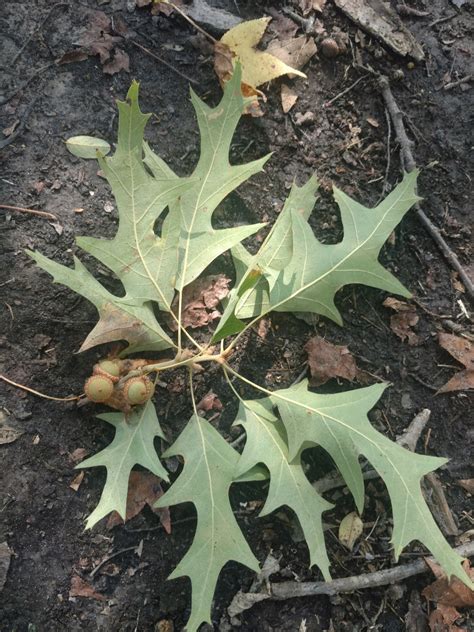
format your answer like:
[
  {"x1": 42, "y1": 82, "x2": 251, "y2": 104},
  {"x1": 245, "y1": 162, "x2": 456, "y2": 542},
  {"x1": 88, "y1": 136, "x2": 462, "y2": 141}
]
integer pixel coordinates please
[
  {"x1": 338, "y1": 511, "x2": 363, "y2": 551},
  {"x1": 422, "y1": 558, "x2": 474, "y2": 608},
  {"x1": 102, "y1": 49, "x2": 130, "y2": 75},
  {"x1": 428, "y1": 604, "x2": 465, "y2": 632},
  {"x1": 456, "y1": 479, "x2": 474, "y2": 495},
  {"x1": 69, "y1": 471, "x2": 85, "y2": 492},
  {"x1": 298, "y1": 0, "x2": 327, "y2": 14},
  {"x1": 383, "y1": 297, "x2": 419, "y2": 345},
  {"x1": 69, "y1": 575, "x2": 106, "y2": 601},
  {"x1": 0, "y1": 412, "x2": 23, "y2": 445},
  {"x1": 106, "y1": 471, "x2": 171, "y2": 532},
  {"x1": 304, "y1": 336, "x2": 359, "y2": 386},
  {"x1": 169, "y1": 274, "x2": 230, "y2": 330},
  {"x1": 437, "y1": 333, "x2": 474, "y2": 394},
  {"x1": 267, "y1": 35, "x2": 317, "y2": 74},
  {"x1": 281, "y1": 84, "x2": 298, "y2": 113},
  {"x1": 197, "y1": 390, "x2": 223, "y2": 414}
]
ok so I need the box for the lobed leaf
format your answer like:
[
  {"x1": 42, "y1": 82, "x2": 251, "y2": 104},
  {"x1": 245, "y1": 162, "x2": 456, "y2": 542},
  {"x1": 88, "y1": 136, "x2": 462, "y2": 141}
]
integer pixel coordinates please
[
  {"x1": 234, "y1": 398, "x2": 333, "y2": 579},
  {"x1": 267, "y1": 381, "x2": 472, "y2": 587},
  {"x1": 214, "y1": 171, "x2": 419, "y2": 340},
  {"x1": 155, "y1": 415, "x2": 259, "y2": 632},
  {"x1": 77, "y1": 400, "x2": 168, "y2": 529}
]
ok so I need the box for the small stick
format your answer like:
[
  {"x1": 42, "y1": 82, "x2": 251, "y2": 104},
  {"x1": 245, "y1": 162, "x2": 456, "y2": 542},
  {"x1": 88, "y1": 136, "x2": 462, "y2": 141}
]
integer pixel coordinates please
[
  {"x1": 268, "y1": 541, "x2": 474, "y2": 600},
  {"x1": 378, "y1": 75, "x2": 474, "y2": 297},
  {"x1": 89, "y1": 545, "x2": 138, "y2": 579},
  {"x1": 129, "y1": 41, "x2": 199, "y2": 86},
  {"x1": 444, "y1": 75, "x2": 472, "y2": 91},
  {"x1": 429, "y1": 13, "x2": 458, "y2": 29},
  {"x1": 0, "y1": 374, "x2": 83, "y2": 402},
  {"x1": 324, "y1": 76, "x2": 368, "y2": 108},
  {"x1": 163, "y1": 1, "x2": 217, "y2": 44},
  {"x1": 0, "y1": 204, "x2": 58, "y2": 220},
  {"x1": 396, "y1": 5, "x2": 430, "y2": 18}
]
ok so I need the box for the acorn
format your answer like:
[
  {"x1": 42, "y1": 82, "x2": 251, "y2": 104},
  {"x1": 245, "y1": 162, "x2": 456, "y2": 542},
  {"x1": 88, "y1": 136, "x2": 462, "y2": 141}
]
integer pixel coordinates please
[
  {"x1": 321, "y1": 38, "x2": 340, "y2": 58},
  {"x1": 93, "y1": 359, "x2": 121, "y2": 382},
  {"x1": 85, "y1": 374, "x2": 114, "y2": 403},
  {"x1": 124, "y1": 376, "x2": 155, "y2": 406}
]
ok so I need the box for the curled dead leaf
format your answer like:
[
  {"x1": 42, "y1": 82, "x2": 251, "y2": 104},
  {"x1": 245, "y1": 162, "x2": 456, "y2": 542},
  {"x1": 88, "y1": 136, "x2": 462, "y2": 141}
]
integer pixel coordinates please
[
  {"x1": 338, "y1": 511, "x2": 363, "y2": 551},
  {"x1": 422, "y1": 558, "x2": 474, "y2": 608},
  {"x1": 437, "y1": 333, "x2": 474, "y2": 394},
  {"x1": 281, "y1": 82, "x2": 299, "y2": 113},
  {"x1": 69, "y1": 575, "x2": 106, "y2": 601},
  {"x1": 305, "y1": 336, "x2": 363, "y2": 386},
  {"x1": 106, "y1": 471, "x2": 171, "y2": 532},
  {"x1": 169, "y1": 274, "x2": 230, "y2": 330},
  {"x1": 383, "y1": 297, "x2": 419, "y2": 345}
]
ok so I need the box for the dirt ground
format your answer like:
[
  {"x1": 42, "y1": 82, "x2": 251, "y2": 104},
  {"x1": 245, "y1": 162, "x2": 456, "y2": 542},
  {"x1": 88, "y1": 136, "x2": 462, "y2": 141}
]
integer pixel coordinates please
[{"x1": 0, "y1": 0, "x2": 473, "y2": 630}]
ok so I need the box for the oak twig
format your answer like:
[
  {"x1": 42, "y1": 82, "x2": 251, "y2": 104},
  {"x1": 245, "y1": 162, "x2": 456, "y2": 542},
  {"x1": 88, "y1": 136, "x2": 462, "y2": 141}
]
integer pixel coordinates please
[
  {"x1": 378, "y1": 75, "x2": 474, "y2": 297},
  {"x1": 268, "y1": 541, "x2": 474, "y2": 600}
]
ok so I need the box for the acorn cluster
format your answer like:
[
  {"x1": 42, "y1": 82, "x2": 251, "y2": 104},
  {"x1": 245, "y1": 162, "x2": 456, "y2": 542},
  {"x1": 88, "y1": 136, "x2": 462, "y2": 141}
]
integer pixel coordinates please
[{"x1": 84, "y1": 359, "x2": 154, "y2": 412}]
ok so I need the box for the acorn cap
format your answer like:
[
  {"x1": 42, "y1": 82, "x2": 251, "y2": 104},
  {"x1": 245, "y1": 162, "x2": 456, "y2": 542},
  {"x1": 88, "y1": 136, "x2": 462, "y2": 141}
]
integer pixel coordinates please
[
  {"x1": 85, "y1": 374, "x2": 114, "y2": 403},
  {"x1": 124, "y1": 377, "x2": 154, "y2": 406},
  {"x1": 93, "y1": 360, "x2": 120, "y2": 382}
]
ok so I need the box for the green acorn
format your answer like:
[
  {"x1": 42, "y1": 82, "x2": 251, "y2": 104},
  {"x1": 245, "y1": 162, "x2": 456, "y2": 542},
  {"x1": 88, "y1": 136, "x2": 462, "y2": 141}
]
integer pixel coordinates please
[
  {"x1": 84, "y1": 374, "x2": 114, "y2": 403},
  {"x1": 124, "y1": 377, "x2": 154, "y2": 405}
]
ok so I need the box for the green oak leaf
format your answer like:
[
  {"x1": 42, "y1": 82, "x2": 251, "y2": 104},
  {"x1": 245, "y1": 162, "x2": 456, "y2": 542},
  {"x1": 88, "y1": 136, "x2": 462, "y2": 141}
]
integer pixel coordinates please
[
  {"x1": 234, "y1": 398, "x2": 332, "y2": 579},
  {"x1": 27, "y1": 251, "x2": 174, "y2": 354},
  {"x1": 269, "y1": 380, "x2": 472, "y2": 587},
  {"x1": 155, "y1": 415, "x2": 259, "y2": 632},
  {"x1": 76, "y1": 81, "x2": 190, "y2": 313},
  {"x1": 172, "y1": 64, "x2": 268, "y2": 291},
  {"x1": 77, "y1": 400, "x2": 168, "y2": 529},
  {"x1": 215, "y1": 171, "x2": 419, "y2": 339},
  {"x1": 213, "y1": 175, "x2": 319, "y2": 341}
]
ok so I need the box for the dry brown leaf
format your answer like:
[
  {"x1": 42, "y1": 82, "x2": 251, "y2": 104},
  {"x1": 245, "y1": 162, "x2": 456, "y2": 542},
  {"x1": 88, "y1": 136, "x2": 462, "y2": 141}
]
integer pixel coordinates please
[
  {"x1": 57, "y1": 50, "x2": 90, "y2": 65},
  {"x1": 267, "y1": 35, "x2": 317, "y2": 74},
  {"x1": 106, "y1": 471, "x2": 171, "y2": 532},
  {"x1": 456, "y1": 479, "x2": 474, "y2": 495},
  {"x1": 0, "y1": 542, "x2": 11, "y2": 592},
  {"x1": 298, "y1": 0, "x2": 327, "y2": 14},
  {"x1": 281, "y1": 84, "x2": 298, "y2": 113},
  {"x1": 58, "y1": 11, "x2": 129, "y2": 75},
  {"x1": 338, "y1": 511, "x2": 363, "y2": 551},
  {"x1": 383, "y1": 297, "x2": 419, "y2": 345},
  {"x1": 267, "y1": 10, "x2": 299, "y2": 39},
  {"x1": 69, "y1": 575, "x2": 106, "y2": 601},
  {"x1": 69, "y1": 471, "x2": 85, "y2": 492},
  {"x1": 69, "y1": 447, "x2": 88, "y2": 464},
  {"x1": 422, "y1": 558, "x2": 474, "y2": 608},
  {"x1": 0, "y1": 411, "x2": 23, "y2": 445},
  {"x1": 197, "y1": 390, "x2": 223, "y2": 414},
  {"x1": 437, "y1": 334, "x2": 474, "y2": 394},
  {"x1": 305, "y1": 336, "x2": 360, "y2": 386},
  {"x1": 428, "y1": 605, "x2": 466, "y2": 632},
  {"x1": 102, "y1": 49, "x2": 130, "y2": 75},
  {"x1": 169, "y1": 274, "x2": 230, "y2": 331}
]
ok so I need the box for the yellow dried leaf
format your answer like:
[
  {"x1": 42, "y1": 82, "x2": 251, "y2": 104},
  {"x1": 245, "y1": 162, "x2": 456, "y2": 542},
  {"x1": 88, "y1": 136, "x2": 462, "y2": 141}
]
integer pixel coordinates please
[
  {"x1": 338, "y1": 511, "x2": 363, "y2": 551},
  {"x1": 219, "y1": 17, "x2": 306, "y2": 89}
]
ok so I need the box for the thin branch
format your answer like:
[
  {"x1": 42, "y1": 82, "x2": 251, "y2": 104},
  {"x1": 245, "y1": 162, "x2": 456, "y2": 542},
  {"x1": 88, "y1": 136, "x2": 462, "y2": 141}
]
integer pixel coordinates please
[
  {"x1": 129, "y1": 41, "x2": 199, "y2": 86},
  {"x1": 268, "y1": 540, "x2": 474, "y2": 600},
  {"x1": 378, "y1": 75, "x2": 474, "y2": 297},
  {"x1": 0, "y1": 204, "x2": 57, "y2": 220},
  {"x1": 0, "y1": 374, "x2": 84, "y2": 402}
]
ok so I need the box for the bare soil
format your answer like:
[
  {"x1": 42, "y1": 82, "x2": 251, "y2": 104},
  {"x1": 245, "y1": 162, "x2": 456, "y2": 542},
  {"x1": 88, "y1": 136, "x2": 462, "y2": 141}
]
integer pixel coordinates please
[{"x1": 0, "y1": 1, "x2": 472, "y2": 631}]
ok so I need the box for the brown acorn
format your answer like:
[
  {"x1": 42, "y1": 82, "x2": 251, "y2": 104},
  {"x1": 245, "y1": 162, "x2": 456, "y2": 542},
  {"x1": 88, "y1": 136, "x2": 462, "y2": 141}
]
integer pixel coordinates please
[
  {"x1": 85, "y1": 374, "x2": 114, "y2": 403},
  {"x1": 124, "y1": 376, "x2": 155, "y2": 406},
  {"x1": 321, "y1": 38, "x2": 340, "y2": 58}
]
